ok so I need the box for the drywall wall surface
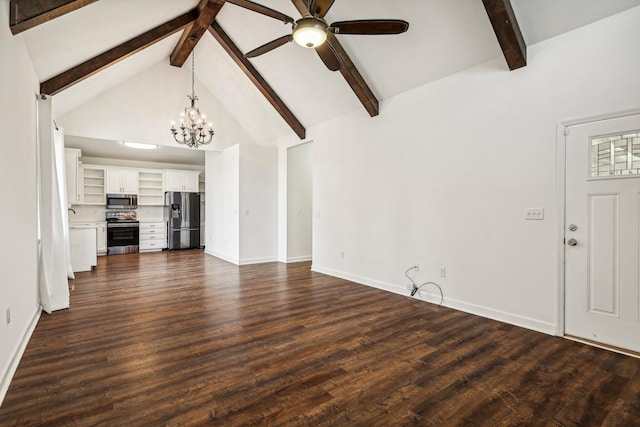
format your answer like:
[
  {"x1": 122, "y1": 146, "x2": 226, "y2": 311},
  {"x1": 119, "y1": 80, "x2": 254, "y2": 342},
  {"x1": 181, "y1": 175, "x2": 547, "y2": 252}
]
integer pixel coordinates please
[
  {"x1": 286, "y1": 142, "x2": 312, "y2": 262},
  {"x1": 205, "y1": 146, "x2": 240, "y2": 263},
  {"x1": 239, "y1": 144, "x2": 278, "y2": 264},
  {"x1": 57, "y1": 61, "x2": 255, "y2": 152},
  {"x1": 309, "y1": 6, "x2": 640, "y2": 334},
  {"x1": 0, "y1": 3, "x2": 41, "y2": 403}
]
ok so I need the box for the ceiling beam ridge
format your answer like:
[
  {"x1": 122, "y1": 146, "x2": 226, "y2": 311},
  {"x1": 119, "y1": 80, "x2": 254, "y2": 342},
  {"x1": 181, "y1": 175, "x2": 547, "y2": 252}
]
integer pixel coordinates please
[
  {"x1": 9, "y1": 0, "x2": 99, "y2": 35},
  {"x1": 482, "y1": 0, "x2": 527, "y2": 70},
  {"x1": 170, "y1": 0, "x2": 225, "y2": 67},
  {"x1": 39, "y1": 9, "x2": 199, "y2": 96},
  {"x1": 207, "y1": 22, "x2": 306, "y2": 140},
  {"x1": 289, "y1": 0, "x2": 379, "y2": 117}
]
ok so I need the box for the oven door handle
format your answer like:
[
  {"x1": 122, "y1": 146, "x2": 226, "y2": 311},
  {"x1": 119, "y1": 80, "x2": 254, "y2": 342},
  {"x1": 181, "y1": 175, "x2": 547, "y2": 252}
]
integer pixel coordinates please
[{"x1": 107, "y1": 223, "x2": 139, "y2": 228}]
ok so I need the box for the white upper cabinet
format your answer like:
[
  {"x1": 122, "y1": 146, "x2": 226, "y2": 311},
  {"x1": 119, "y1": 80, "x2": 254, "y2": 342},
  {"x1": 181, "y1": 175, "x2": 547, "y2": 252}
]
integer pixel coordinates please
[
  {"x1": 106, "y1": 169, "x2": 139, "y2": 194},
  {"x1": 164, "y1": 170, "x2": 199, "y2": 193}
]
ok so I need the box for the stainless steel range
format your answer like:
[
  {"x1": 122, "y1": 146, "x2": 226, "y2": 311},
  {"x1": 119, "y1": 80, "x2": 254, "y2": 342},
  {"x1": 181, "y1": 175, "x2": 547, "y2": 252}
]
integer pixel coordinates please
[{"x1": 106, "y1": 211, "x2": 139, "y2": 255}]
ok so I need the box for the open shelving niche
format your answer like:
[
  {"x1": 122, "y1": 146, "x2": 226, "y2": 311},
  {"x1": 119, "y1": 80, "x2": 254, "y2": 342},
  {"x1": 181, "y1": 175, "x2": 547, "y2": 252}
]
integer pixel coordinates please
[
  {"x1": 80, "y1": 165, "x2": 105, "y2": 205},
  {"x1": 138, "y1": 170, "x2": 164, "y2": 206}
]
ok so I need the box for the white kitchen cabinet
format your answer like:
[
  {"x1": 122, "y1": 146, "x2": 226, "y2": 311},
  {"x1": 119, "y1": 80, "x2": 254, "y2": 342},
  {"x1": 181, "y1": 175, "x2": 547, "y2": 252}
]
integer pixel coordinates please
[
  {"x1": 138, "y1": 170, "x2": 164, "y2": 205},
  {"x1": 96, "y1": 222, "x2": 107, "y2": 255},
  {"x1": 69, "y1": 226, "x2": 97, "y2": 273},
  {"x1": 140, "y1": 221, "x2": 167, "y2": 252},
  {"x1": 164, "y1": 170, "x2": 199, "y2": 193},
  {"x1": 64, "y1": 148, "x2": 81, "y2": 206},
  {"x1": 71, "y1": 222, "x2": 107, "y2": 256},
  {"x1": 106, "y1": 169, "x2": 139, "y2": 194},
  {"x1": 79, "y1": 165, "x2": 105, "y2": 205}
]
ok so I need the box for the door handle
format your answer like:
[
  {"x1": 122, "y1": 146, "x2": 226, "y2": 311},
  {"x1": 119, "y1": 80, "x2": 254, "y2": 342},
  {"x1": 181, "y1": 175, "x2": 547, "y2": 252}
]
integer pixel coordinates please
[{"x1": 567, "y1": 238, "x2": 578, "y2": 246}]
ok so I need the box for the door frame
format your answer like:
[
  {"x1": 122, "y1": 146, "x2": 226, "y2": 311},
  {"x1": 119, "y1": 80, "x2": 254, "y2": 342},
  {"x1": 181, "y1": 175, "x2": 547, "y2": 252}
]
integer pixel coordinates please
[{"x1": 556, "y1": 108, "x2": 640, "y2": 339}]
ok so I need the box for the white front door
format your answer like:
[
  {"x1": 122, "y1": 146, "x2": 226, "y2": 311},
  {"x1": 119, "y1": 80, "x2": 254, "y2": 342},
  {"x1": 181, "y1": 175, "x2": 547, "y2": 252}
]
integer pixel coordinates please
[{"x1": 565, "y1": 113, "x2": 640, "y2": 352}]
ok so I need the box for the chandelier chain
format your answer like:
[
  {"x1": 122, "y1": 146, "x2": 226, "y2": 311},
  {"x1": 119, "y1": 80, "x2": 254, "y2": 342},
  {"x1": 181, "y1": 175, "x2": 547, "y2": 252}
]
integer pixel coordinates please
[{"x1": 191, "y1": 52, "x2": 195, "y2": 100}]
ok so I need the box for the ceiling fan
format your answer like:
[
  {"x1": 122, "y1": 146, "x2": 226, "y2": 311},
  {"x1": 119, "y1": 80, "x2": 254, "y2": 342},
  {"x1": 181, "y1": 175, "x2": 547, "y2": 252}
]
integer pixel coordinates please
[{"x1": 226, "y1": 0, "x2": 409, "y2": 71}]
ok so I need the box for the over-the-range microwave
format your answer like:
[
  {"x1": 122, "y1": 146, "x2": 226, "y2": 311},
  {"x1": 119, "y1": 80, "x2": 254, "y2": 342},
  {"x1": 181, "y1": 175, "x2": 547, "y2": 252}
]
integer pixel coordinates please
[{"x1": 106, "y1": 193, "x2": 138, "y2": 209}]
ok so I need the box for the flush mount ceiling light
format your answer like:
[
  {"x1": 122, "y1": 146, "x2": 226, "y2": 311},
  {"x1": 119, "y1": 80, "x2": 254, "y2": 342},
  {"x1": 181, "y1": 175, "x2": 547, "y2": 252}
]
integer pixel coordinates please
[
  {"x1": 121, "y1": 142, "x2": 158, "y2": 150},
  {"x1": 292, "y1": 16, "x2": 328, "y2": 48},
  {"x1": 170, "y1": 46, "x2": 214, "y2": 149}
]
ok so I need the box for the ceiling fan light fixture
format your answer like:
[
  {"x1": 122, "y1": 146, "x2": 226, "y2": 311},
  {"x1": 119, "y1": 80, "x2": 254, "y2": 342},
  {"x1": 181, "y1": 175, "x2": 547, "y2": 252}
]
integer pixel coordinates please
[{"x1": 293, "y1": 17, "x2": 328, "y2": 48}]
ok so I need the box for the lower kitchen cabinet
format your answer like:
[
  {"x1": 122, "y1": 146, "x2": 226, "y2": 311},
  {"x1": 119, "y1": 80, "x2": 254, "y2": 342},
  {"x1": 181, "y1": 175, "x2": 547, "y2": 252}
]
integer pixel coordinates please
[
  {"x1": 96, "y1": 222, "x2": 107, "y2": 255},
  {"x1": 69, "y1": 226, "x2": 97, "y2": 272},
  {"x1": 140, "y1": 221, "x2": 167, "y2": 252},
  {"x1": 70, "y1": 222, "x2": 107, "y2": 256}
]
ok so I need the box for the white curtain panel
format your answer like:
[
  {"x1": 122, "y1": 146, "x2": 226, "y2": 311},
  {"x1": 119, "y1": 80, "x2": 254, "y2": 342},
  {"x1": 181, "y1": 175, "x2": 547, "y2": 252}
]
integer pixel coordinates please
[
  {"x1": 54, "y1": 126, "x2": 74, "y2": 280},
  {"x1": 37, "y1": 97, "x2": 70, "y2": 313}
]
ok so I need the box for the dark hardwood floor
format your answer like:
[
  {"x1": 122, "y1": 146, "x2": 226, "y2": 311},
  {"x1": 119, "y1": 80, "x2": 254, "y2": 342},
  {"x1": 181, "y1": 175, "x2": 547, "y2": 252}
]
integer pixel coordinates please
[{"x1": 1, "y1": 250, "x2": 639, "y2": 426}]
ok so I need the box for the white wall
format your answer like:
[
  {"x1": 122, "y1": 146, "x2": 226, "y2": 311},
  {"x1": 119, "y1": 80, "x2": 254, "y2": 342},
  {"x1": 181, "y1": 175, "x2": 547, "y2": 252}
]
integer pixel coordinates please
[
  {"x1": 239, "y1": 144, "x2": 278, "y2": 264},
  {"x1": 205, "y1": 146, "x2": 240, "y2": 263},
  {"x1": 309, "y1": 7, "x2": 640, "y2": 335},
  {"x1": 56, "y1": 61, "x2": 256, "y2": 151},
  {"x1": 203, "y1": 144, "x2": 278, "y2": 265},
  {"x1": 286, "y1": 142, "x2": 312, "y2": 262},
  {"x1": 0, "y1": 0, "x2": 41, "y2": 402}
]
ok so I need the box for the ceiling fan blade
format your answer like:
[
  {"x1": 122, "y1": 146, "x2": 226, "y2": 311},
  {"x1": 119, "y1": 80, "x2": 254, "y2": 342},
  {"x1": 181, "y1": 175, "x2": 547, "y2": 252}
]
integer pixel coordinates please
[
  {"x1": 315, "y1": 40, "x2": 341, "y2": 71},
  {"x1": 245, "y1": 35, "x2": 293, "y2": 58},
  {"x1": 225, "y1": 0, "x2": 294, "y2": 24},
  {"x1": 329, "y1": 20, "x2": 409, "y2": 35},
  {"x1": 308, "y1": 0, "x2": 336, "y2": 18}
]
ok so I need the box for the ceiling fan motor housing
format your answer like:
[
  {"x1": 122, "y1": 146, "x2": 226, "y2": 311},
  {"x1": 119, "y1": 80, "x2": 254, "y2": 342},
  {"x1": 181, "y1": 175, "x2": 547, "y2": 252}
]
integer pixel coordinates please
[{"x1": 293, "y1": 17, "x2": 328, "y2": 48}]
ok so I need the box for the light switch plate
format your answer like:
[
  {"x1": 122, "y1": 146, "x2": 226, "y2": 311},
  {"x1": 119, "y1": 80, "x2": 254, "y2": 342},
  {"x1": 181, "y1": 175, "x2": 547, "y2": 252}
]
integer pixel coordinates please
[{"x1": 525, "y1": 208, "x2": 544, "y2": 220}]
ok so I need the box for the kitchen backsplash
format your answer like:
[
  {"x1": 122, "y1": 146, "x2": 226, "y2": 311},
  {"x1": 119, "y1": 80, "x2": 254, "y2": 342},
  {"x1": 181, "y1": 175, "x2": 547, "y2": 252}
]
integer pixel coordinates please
[{"x1": 68, "y1": 205, "x2": 164, "y2": 223}]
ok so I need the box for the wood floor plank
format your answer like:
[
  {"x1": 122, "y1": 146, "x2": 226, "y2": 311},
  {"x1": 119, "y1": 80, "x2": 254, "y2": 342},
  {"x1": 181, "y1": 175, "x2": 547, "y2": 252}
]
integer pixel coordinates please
[{"x1": 1, "y1": 250, "x2": 639, "y2": 425}]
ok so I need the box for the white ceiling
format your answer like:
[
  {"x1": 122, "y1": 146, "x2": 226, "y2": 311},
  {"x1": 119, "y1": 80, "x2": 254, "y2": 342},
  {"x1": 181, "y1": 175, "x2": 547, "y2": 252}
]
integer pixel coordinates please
[
  {"x1": 16, "y1": 0, "x2": 640, "y2": 162},
  {"x1": 64, "y1": 135, "x2": 205, "y2": 166}
]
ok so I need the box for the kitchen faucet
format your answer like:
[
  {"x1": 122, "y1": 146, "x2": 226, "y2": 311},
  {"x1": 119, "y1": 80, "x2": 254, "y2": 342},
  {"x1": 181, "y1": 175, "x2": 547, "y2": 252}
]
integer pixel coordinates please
[{"x1": 68, "y1": 208, "x2": 76, "y2": 214}]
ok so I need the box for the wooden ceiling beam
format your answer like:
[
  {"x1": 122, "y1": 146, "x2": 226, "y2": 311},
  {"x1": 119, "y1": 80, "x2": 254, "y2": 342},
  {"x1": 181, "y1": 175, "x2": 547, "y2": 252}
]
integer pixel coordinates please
[
  {"x1": 9, "y1": 0, "x2": 98, "y2": 35},
  {"x1": 208, "y1": 22, "x2": 306, "y2": 139},
  {"x1": 482, "y1": 0, "x2": 526, "y2": 70},
  {"x1": 40, "y1": 10, "x2": 198, "y2": 96},
  {"x1": 290, "y1": 0, "x2": 379, "y2": 117},
  {"x1": 170, "y1": 0, "x2": 225, "y2": 67}
]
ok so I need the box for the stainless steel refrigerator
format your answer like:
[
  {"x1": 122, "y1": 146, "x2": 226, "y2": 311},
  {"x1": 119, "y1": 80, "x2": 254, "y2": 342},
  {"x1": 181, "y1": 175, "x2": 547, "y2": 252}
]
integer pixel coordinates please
[{"x1": 165, "y1": 191, "x2": 200, "y2": 250}]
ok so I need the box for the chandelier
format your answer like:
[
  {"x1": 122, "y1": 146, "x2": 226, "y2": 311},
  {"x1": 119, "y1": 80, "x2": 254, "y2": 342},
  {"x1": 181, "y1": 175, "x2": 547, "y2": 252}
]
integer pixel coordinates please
[{"x1": 170, "y1": 50, "x2": 214, "y2": 148}]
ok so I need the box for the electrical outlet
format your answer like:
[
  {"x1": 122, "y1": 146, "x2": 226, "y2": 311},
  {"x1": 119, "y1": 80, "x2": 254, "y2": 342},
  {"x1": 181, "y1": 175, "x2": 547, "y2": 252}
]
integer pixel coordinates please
[
  {"x1": 525, "y1": 208, "x2": 544, "y2": 220},
  {"x1": 340, "y1": 251, "x2": 345, "y2": 259},
  {"x1": 5, "y1": 307, "x2": 10, "y2": 325},
  {"x1": 439, "y1": 266, "x2": 446, "y2": 277}
]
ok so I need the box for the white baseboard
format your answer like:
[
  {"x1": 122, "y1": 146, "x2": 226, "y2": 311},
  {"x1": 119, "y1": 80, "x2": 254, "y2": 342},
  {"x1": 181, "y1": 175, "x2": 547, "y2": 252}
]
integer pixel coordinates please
[
  {"x1": 204, "y1": 250, "x2": 278, "y2": 266},
  {"x1": 239, "y1": 256, "x2": 278, "y2": 265},
  {"x1": 1, "y1": 306, "x2": 41, "y2": 407},
  {"x1": 286, "y1": 256, "x2": 312, "y2": 263},
  {"x1": 204, "y1": 248, "x2": 239, "y2": 265},
  {"x1": 311, "y1": 265, "x2": 557, "y2": 336}
]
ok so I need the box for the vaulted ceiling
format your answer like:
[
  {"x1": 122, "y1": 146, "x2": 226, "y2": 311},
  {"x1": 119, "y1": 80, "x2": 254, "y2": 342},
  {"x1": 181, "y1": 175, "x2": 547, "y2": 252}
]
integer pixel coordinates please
[{"x1": 10, "y1": 0, "x2": 640, "y2": 150}]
